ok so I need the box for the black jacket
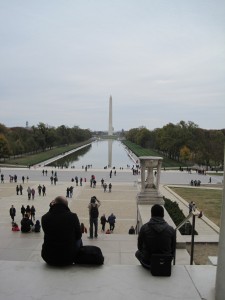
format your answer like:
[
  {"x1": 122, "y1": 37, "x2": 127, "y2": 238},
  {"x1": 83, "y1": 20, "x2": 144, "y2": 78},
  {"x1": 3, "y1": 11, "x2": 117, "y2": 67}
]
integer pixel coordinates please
[
  {"x1": 137, "y1": 217, "x2": 176, "y2": 264},
  {"x1": 41, "y1": 203, "x2": 82, "y2": 266},
  {"x1": 21, "y1": 217, "x2": 33, "y2": 233}
]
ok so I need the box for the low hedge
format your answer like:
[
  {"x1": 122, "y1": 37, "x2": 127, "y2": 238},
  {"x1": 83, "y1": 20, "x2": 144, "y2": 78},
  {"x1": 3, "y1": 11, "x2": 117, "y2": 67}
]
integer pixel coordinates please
[{"x1": 164, "y1": 197, "x2": 198, "y2": 235}]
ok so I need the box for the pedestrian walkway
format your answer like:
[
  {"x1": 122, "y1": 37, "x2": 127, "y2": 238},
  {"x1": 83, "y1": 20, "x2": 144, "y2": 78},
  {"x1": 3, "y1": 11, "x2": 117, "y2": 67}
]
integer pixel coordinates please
[{"x1": 0, "y1": 167, "x2": 221, "y2": 299}]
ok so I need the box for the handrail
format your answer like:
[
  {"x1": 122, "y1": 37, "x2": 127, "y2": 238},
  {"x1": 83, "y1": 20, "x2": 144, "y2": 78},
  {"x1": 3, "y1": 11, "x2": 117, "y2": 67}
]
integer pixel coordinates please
[
  {"x1": 175, "y1": 213, "x2": 193, "y2": 231},
  {"x1": 175, "y1": 212, "x2": 200, "y2": 265}
]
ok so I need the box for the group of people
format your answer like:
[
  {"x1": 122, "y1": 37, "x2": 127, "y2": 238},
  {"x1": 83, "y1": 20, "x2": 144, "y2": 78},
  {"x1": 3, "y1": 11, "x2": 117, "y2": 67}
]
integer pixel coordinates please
[
  {"x1": 190, "y1": 179, "x2": 201, "y2": 186},
  {"x1": 66, "y1": 186, "x2": 74, "y2": 198},
  {"x1": 10, "y1": 204, "x2": 41, "y2": 233},
  {"x1": 100, "y1": 213, "x2": 116, "y2": 232},
  {"x1": 39, "y1": 195, "x2": 176, "y2": 269},
  {"x1": 100, "y1": 178, "x2": 112, "y2": 192},
  {"x1": 16, "y1": 184, "x2": 46, "y2": 197},
  {"x1": 71, "y1": 176, "x2": 83, "y2": 186}
]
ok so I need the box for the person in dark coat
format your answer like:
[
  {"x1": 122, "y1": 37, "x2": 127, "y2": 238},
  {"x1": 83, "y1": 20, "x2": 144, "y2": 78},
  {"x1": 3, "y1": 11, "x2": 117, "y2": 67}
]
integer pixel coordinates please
[
  {"x1": 41, "y1": 196, "x2": 82, "y2": 266},
  {"x1": 30, "y1": 205, "x2": 36, "y2": 221},
  {"x1": 135, "y1": 204, "x2": 176, "y2": 269},
  {"x1": 21, "y1": 205, "x2": 26, "y2": 218},
  {"x1": 100, "y1": 214, "x2": 107, "y2": 232},
  {"x1": 9, "y1": 205, "x2": 16, "y2": 222},
  {"x1": 33, "y1": 220, "x2": 41, "y2": 232},
  {"x1": 108, "y1": 213, "x2": 116, "y2": 232},
  {"x1": 21, "y1": 214, "x2": 34, "y2": 233},
  {"x1": 25, "y1": 205, "x2": 31, "y2": 218},
  {"x1": 128, "y1": 226, "x2": 135, "y2": 235}
]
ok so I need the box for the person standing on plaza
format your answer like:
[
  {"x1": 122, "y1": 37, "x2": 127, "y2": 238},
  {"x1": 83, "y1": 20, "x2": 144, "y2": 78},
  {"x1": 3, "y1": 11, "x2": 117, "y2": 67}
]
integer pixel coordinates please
[
  {"x1": 42, "y1": 185, "x2": 46, "y2": 196},
  {"x1": 30, "y1": 205, "x2": 36, "y2": 221},
  {"x1": 25, "y1": 205, "x2": 31, "y2": 218},
  {"x1": 41, "y1": 196, "x2": 82, "y2": 266},
  {"x1": 135, "y1": 204, "x2": 176, "y2": 269},
  {"x1": 27, "y1": 186, "x2": 31, "y2": 200},
  {"x1": 31, "y1": 188, "x2": 35, "y2": 200},
  {"x1": 9, "y1": 205, "x2": 16, "y2": 222},
  {"x1": 108, "y1": 183, "x2": 112, "y2": 192},
  {"x1": 108, "y1": 213, "x2": 116, "y2": 232},
  {"x1": 19, "y1": 184, "x2": 23, "y2": 195},
  {"x1": 16, "y1": 185, "x2": 19, "y2": 195},
  {"x1": 38, "y1": 184, "x2": 42, "y2": 196},
  {"x1": 88, "y1": 196, "x2": 101, "y2": 239},
  {"x1": 21, "y1": 205, "x2": 26, "y2": 218},
  {"x1": 100, "y1": 214, "x2": 107, "y2": 232},
  {"x1": 103, "y1": 183, "x2": 107, "y2": 192}
]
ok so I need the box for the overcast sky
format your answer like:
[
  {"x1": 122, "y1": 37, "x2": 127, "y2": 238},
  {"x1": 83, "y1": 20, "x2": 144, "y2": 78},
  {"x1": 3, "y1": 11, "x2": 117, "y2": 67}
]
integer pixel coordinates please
[{"x1": 0, "y1": 0, "x2": 224, "y2": 131}]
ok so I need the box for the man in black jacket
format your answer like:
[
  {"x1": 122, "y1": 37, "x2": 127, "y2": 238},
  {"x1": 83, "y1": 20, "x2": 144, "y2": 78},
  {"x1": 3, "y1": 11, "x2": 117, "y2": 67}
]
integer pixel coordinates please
[
  {"x1": 135, "y1": 204, "x2": 176, "y2": 269},
  {"x1": 41, "y1": 196, "x2": 82, "y2": 266}
]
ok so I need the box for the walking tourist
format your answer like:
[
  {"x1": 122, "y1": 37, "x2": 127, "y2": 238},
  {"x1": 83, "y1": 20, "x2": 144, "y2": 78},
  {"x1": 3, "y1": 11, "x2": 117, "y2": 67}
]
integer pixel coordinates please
[
  {"x1": 108, "y1": 213, "x2": 116, "y2": 232},
  {"x1": 100, "y1": 214, "x2": 107, "y2": 232}
]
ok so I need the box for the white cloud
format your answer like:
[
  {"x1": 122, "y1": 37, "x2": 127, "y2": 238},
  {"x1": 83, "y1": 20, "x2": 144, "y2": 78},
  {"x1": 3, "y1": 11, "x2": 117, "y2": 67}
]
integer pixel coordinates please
[{"x1": 0, "y1": 0, "x2": 224, "y2": 131}]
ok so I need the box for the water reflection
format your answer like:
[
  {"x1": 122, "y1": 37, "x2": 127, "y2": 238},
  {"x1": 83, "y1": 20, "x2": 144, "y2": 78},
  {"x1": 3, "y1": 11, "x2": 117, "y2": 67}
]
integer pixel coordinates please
[
  {"x1": 49, "y1": 145, "x2": 91, "y2": 168},
  {"x1": 48, "y1": 140, "x2": 134, "y2": 169},
  {"x1": 108, "y1": 139, "x2": 112, "y2": 167}
]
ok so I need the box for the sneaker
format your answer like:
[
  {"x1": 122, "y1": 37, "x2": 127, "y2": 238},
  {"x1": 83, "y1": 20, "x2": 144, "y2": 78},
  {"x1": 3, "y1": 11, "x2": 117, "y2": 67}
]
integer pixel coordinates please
[{"x1": 88, "y1": 236, "x2": 93, "y2": 239}]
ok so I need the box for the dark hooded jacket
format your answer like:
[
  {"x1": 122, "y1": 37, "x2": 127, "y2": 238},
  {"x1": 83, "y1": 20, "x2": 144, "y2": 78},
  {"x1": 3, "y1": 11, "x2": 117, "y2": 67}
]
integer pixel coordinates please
[
  {"x1": 137, "y1": 217, "x2": 176, "y2": 264},
  {"x1": 41, "y1": 203, "x2": 82, "y2": 266}
]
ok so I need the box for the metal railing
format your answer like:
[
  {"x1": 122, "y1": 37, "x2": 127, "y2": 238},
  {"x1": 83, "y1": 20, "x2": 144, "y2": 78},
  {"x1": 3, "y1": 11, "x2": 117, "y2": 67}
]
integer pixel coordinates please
[{"x1": 175, "y1": 212, "x2": 199, "y2": 265}]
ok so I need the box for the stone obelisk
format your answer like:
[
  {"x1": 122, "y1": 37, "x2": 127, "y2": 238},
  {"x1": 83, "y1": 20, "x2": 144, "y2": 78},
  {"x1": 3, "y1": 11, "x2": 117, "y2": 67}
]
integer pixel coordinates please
[{"x1": 108, "y1": 95, "x2": 113, "y2": 136}]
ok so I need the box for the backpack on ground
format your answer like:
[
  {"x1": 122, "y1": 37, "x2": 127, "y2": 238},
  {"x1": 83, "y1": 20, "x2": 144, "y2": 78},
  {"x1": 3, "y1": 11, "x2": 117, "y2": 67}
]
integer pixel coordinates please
[
  {"x1": 150, "y1": 254, "x2": 173, "y2": 276},
  {"x1": 75, "y1": 245, "x2": 104, "y2": 265},
  {"x1": 90, "y1": 205, "x2": 99, "y2": 218}
]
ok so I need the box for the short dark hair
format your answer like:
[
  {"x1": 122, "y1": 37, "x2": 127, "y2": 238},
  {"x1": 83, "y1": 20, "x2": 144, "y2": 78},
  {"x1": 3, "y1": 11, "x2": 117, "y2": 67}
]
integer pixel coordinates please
[
  {"x1": 91, "y1": 196, "x2": 96, "y2": 203},
  {"x1": 151, "y1": 204, "x2": 164, "y2": 217}
]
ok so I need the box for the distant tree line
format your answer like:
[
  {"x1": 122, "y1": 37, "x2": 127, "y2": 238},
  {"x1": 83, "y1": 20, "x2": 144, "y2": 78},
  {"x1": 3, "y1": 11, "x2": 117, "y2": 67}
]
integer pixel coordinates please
[
  {"x1": 0, "y1": 122, "x2": 92, "y2": 160},
  {"x1": 125, "y1": 121, "x2": 225, "y2": 168}
]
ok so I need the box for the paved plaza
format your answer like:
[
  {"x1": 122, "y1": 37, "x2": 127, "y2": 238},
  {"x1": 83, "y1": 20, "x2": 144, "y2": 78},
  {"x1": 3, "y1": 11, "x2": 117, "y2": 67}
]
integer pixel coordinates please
[
  {"x1": 0, "y1": 166, "x2": 222, "y2": 299},
  {"x1": 0, "y1": 166, "x2": 222, "y2": 263}
]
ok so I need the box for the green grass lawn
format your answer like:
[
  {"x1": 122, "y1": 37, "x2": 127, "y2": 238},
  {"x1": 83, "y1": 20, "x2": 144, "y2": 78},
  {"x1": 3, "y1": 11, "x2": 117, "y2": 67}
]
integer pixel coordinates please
[
  {"x1": 1, "y1": 141, "x2": 91, "y2": 167},
  {"x1": 170, "y1": 187, "x2": 222, "y2": 227},
  {"x1": 122, "y1": 140, "x2": 186, "y2": 168}
]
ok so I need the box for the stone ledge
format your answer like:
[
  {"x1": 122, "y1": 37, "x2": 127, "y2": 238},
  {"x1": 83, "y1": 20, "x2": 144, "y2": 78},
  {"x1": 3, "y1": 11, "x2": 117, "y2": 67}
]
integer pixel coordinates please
[{"x1": 0, "y1": 260, "x2": 216, "y2": 300}]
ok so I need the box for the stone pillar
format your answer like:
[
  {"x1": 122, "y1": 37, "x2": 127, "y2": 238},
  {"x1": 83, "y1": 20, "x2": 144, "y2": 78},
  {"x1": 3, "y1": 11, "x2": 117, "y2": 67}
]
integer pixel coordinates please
[
  {"x1": 140, "y1": 159, "x2": 146, "y2": 192},
  {"x1": 215, "y1": 144, "x2": 225, "y2": 300},
  {"x1": 156, "y1": 159, "x2": 162, "y2": 190},
  {"x1": 137, "y1": 156, "x2": 164, "y2": 205},
  {"x1": 108, "y1": 95, "x2": 113, "y2": 136}
]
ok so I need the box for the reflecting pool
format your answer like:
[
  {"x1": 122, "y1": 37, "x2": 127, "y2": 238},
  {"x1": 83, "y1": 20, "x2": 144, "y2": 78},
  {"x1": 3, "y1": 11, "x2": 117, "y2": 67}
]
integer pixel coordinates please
[{"x1": 48, "y1": 140, "x2": 135, "y2": 169}]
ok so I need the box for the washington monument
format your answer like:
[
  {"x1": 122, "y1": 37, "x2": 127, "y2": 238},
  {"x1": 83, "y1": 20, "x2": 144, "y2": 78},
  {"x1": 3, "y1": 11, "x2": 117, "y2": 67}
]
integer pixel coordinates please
[{"x1": 108, "y1": 95, "x2": 113, "y2": 135}]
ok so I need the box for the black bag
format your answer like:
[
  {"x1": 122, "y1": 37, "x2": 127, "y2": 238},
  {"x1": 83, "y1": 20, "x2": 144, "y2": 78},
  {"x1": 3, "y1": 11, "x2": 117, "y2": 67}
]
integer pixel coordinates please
[
  {"x1": 75, "y1": 245, "x2": 104, "y2": 265},
  {"x1": 150, "y1": 254, "x2": 173, "y2": 276},
  {"x1": 90, "y1": 205, "x2": 99, "y2": 218}
]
